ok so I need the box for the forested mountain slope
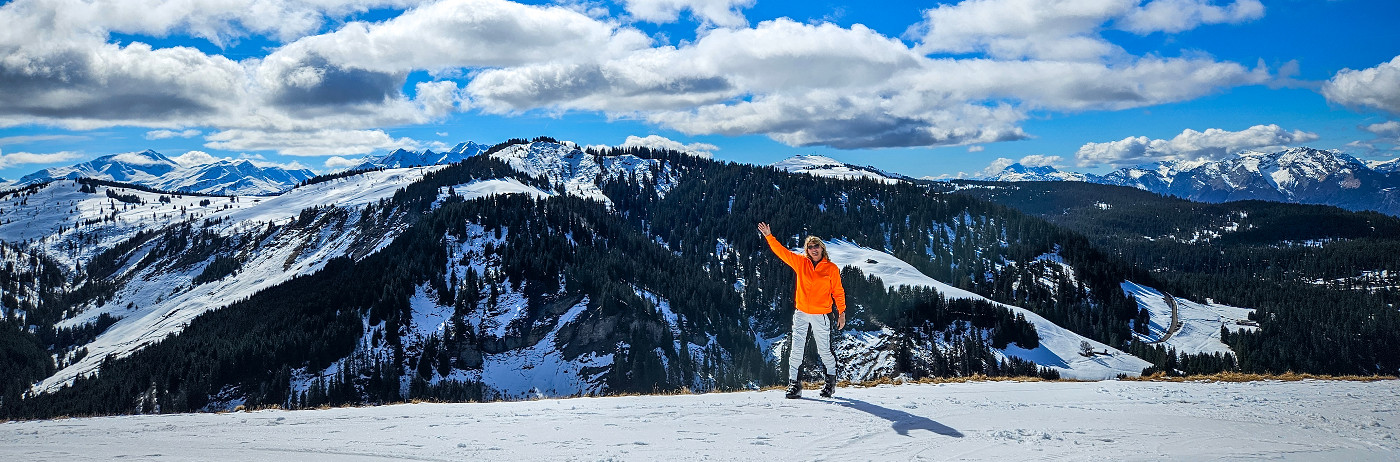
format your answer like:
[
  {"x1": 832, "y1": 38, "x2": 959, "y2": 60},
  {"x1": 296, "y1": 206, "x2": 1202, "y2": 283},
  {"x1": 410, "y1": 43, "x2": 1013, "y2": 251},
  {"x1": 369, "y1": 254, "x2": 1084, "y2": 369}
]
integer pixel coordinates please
[{"x1": 953, "y1": 180, "x2": 1400, "y2": 375}]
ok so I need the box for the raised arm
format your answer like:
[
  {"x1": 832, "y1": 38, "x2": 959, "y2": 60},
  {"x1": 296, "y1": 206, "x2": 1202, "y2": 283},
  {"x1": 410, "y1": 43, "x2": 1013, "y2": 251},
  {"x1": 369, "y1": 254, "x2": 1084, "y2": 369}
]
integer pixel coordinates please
[{"x1": 758, "y1": 222, "x2": 804, "y2": 269}]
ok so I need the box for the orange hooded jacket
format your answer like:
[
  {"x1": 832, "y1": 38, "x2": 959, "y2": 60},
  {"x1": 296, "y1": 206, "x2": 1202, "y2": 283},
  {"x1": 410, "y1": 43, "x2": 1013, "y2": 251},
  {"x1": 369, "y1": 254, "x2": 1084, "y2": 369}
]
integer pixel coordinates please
[{"x1": 765, "y1": 234, "x2": 847, "y2": 315}]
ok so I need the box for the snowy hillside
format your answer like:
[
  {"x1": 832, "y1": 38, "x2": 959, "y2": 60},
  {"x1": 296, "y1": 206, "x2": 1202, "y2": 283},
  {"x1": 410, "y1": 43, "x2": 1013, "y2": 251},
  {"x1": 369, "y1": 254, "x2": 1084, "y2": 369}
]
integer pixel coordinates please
[
  {"x1": 26, "y1": 168, "x2": 442, "y2": 394},
  {"x1": 0, "y1": 180, "x2": 257, "y2": 267},
  {"x1": 0, "y1": 168, "x2": 439, "y2": 268},
  {"x1": 1122, "y1": 281, "x2": 1257, "y2": 357},
  {"x1": 825, "y1": 241, "x2": 1152, "y2": 380},
  {"x1": 216, "y1": 166, "x2": 446, "y2": 226},
  {"x1": 770, "y1": 155, "x2": 905, "y2": 184},
  {"x1": 4, "y1": 379, "x2": 1396, "y2": 460}
]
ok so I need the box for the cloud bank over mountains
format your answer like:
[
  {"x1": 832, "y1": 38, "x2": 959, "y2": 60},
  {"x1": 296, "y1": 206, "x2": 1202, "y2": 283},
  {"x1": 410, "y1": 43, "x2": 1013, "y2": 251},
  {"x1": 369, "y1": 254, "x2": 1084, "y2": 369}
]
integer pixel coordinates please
[
  {"x1": 1075, "y1": 124, "x2": 1321, "y2": 168},
  {"x1": 0, "y1": 0, "x2": 1393, "y2": 167}
]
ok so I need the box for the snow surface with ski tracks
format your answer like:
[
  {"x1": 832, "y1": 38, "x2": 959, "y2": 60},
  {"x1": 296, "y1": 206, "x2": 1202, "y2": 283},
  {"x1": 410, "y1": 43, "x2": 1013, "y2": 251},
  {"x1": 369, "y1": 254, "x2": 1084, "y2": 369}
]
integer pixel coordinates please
[{"x1": 4, "y1": 379, "x2": 1397, "y2": 461}]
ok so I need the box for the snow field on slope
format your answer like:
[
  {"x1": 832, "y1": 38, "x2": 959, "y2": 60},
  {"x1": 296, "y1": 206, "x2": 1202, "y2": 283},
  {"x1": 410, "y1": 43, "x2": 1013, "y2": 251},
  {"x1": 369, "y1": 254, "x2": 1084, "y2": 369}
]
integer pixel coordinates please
[
  {"x1": 210, "y1": 166, "x2": 446, "y2": 228},
  {"x1": 5, "y1": 379, "x2": 1396, "y2": 461},
  {"x1": 0, "y1": 181, "x2": 256, "y2": 265},
  {"x1": 435, "y1": 178, "x2": 553, "y2": 207},
  {"x1": 1122, "y1": 281, "x2": 1257, "y2": 357},
  {"x1": 487, "y1": 143, "x2": 675, "y2": 208},
  {"x1": 34, "y1": 210, "x2": 374, "y2": 394},
  {"x1": 823, "y1": 240, "x2": 1152, "y2": 380}
]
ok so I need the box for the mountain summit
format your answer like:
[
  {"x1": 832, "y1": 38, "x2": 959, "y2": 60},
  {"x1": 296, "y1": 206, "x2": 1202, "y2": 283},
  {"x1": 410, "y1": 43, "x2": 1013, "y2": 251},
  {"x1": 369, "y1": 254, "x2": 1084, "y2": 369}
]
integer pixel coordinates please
[
  {"x1": 770, "y1": 155, "x2": 908, "y2": 184},
  {"x1": 978, "y1": 163, "x2": 1090, "y2": 182}
]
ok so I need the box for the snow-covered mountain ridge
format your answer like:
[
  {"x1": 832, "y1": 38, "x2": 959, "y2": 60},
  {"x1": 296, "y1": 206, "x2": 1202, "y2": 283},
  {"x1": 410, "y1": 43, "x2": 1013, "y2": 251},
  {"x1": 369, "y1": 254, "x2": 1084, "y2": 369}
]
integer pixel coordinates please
[
  {"x1": 769, "y1": 155, "x2": 909, "y2": 184},
  {"x1": 13, "y1": 150, "x2": 315, "y2": 196},
  {"x1": 352, "y1": 142, "x2": 489, "y2": 170},
  {"x1": 964, "y1": 147, "x2": 1400, "y2": 216}
]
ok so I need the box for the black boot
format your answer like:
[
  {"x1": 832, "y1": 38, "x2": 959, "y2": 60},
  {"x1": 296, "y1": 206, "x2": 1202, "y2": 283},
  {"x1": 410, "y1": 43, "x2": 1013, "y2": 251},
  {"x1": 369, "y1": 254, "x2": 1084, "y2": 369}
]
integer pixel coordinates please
[
  {"x1": 820, "y1": 374, "x2": 837, "y2": 398},
  {"x1": 784, "y1": 380, "x2": 802, "y2": 399}
]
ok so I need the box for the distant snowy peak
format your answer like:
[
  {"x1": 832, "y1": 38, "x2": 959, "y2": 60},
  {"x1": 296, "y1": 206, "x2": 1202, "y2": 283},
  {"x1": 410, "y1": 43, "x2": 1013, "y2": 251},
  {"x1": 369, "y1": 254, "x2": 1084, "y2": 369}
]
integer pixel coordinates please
[
  {"x1": 354, "y1": 142, "x2": 488, "y2": 170},
  {"x1": 1097, "y1": 159, "x2": 1209, "y2": 189},
  {"x1": 16, "y1": 150, "x2": 313, "y2": 196},
  {"x1": 1368, "y1": 157, "x2": 1400, "y2": 174},
  {"x1": 974, "y1": 147, "x2": 1400, "y2": 216},
  {"x1": 20, "y1": 149, "x2": 177, "y2": 186},
  {"x1": 1164, "y1": 147, "x2": 1379, "y2": 201},
  {"x1": 979, "y1": 163, "x2": 1090, "y2": 182},
  {"x1": 156, "y1": 159, "x2": 315, "y2": 196},
  {"x1": 770, "y1": 155, "x2": 907, "y2": 184}
]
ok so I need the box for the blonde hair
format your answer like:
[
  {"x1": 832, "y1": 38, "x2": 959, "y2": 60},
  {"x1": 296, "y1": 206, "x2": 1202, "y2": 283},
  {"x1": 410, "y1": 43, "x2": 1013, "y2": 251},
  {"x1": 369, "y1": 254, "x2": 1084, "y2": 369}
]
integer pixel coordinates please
[{"x1": 803, "y1": 236, "x2": 828, "y2": 261}]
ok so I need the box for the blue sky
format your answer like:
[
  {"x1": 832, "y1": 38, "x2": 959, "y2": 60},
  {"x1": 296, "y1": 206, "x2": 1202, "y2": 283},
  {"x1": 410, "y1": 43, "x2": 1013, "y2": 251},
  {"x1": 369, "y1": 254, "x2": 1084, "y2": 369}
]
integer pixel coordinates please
[{"x1": 1, "y1": 0, "x2": 1398, "y2": 182}]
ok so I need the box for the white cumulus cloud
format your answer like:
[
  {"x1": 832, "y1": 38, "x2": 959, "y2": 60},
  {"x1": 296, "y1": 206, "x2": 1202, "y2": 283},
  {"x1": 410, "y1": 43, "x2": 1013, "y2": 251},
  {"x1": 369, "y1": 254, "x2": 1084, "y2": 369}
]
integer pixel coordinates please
[
  {"x1": 0, "y1": 0, "x2": 1281, "y2": 155},
  {"x1": 324, "y1": 156, "x2": 368, "y2": 169},
  {"x1": 0, "y1": 150, "x2": 84, "y2": 169},
  {"x1": 204, "y1": 129, "x2": 422, "y2": 157},
  {"x1": 170, "y1": 150, "x2": 223, "y2": 166},
  {"x1": 620, "y1": 0, "x2": 755, "y2": 28},
  {"x1": 912, "y1": 0, "x2": 1134, "y2": 61},
  {"x1": 618, "y1": 135, "x2": 718, "y2": 158},
  {"x1": 1363, "y1": 120, "x2": 1400, "y2": 139},
  {"x1": 1351, "y1": 120, "x2": 1400, "y2": 154},
  {"x1": 1075, "y1": 124, "x2": 1319, "y2": 168},
  {"x1": 146, "y1": 129, "x2": 204, "y2": 140},
  {"x1": 910, "y1": 0, "x2": 1263, "y2": 61},
  {"x1": 470, "y1": 17, "x2": 1263, "y2": 150},
  {"x1": 1018, "y1": 154, "x2": 1063, "y2": 167},
  {"x1": 1117, "y1": 0, "x2": 1264, "y2": 34},
  {"x1": 269, "y1": 0, "x2": 650, "y2": 74},
  {"x1": 1323, "y1": 55, "x2": 1400, "y2": 117}
]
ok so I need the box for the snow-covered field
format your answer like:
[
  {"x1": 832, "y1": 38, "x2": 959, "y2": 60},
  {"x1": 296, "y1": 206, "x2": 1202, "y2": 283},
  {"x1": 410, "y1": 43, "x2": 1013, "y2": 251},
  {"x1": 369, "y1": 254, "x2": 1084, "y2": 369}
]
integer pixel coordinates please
[
  {"x1": 1123, "y1": 281, "x2": 1258, "y2": 356},
  {"x1": 5, "y1": 379, "x2": 1396, "y2": 461}
]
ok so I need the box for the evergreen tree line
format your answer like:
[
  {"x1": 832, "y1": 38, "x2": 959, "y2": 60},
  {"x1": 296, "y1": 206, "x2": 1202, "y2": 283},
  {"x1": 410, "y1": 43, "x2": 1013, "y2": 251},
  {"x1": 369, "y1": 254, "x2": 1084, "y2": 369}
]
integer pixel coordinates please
[
  {"x1": 77, "y1": 178, "x2": 229, "y2": 198},
  {"x1": 0, "y1": 243, "x2": 64, "y2": 408},
  {"x1": 1125, "y1": 341, "x2": 1238, "y2": 377}
]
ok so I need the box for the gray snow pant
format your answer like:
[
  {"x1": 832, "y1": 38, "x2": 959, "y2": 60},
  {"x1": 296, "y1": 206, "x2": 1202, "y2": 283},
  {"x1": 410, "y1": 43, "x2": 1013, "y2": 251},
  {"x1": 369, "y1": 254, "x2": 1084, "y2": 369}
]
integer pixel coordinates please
[{"x1": 788, "y1": 311, "x2": 838, "y2": 381}]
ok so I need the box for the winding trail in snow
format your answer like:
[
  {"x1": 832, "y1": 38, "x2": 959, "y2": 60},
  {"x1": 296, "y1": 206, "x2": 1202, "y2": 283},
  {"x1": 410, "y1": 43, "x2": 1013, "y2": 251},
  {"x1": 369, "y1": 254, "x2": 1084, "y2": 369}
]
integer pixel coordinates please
[{"x1": 1147, "y1": 292, "x2": 1182, "y2": 345}]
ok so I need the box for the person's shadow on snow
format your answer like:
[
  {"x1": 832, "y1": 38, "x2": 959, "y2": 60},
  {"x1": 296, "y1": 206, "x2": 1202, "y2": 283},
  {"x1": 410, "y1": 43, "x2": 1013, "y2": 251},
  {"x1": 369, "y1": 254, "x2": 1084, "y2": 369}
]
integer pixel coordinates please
[{"x1": 819, "y1": 396, "x2": 964, "y2": 437}]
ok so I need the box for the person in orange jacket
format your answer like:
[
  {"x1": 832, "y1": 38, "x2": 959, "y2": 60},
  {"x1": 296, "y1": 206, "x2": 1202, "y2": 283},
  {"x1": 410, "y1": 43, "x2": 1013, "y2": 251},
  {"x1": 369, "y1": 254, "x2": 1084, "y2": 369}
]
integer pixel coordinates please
[{"x1": 758, "y1": 222, "x2": 845, "y2": 399}]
